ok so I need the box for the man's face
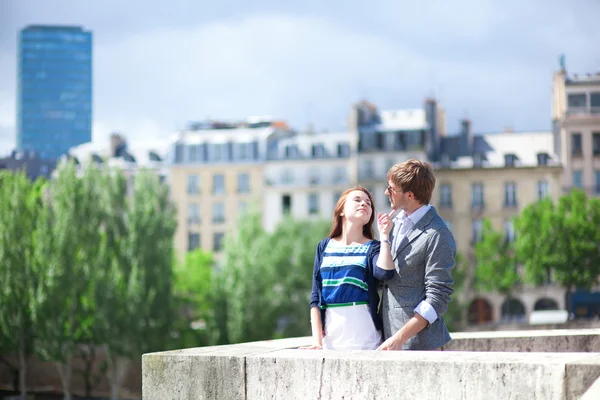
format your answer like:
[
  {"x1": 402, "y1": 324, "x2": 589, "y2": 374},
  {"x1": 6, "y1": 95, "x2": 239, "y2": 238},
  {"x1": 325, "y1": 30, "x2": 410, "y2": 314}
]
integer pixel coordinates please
[{"x1": 385, "y1": 181, "x2": 409, "y2": 211}]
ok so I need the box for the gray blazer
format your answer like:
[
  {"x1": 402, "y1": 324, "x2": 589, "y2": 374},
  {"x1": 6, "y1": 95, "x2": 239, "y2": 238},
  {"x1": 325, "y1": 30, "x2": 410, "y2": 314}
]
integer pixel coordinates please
[{"x1": 381, "y1": 206, "x2": 455, "y2": 350}]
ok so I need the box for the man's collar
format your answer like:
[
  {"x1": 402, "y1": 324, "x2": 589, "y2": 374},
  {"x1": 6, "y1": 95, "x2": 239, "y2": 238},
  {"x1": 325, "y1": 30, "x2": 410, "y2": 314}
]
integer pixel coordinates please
[{"x1": 395, "y1": 204, "x2": 431, "y2": 224}]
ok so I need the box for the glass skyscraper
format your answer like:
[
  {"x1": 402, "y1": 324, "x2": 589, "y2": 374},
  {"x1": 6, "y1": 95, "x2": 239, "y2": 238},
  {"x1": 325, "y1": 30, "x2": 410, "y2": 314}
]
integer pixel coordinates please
[{"x1": 17, "y1": 25, "x2": 92, "y2": 160}]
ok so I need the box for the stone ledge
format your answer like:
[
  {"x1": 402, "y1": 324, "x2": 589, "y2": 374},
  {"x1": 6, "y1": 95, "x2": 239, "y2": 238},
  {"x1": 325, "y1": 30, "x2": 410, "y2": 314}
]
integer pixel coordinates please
[
  {"x1": 142, "y1": 332, "x2": 600, "y2": 400},
  {"x1": 446, "y1": 328, "x2": 600, "y2": 352}
]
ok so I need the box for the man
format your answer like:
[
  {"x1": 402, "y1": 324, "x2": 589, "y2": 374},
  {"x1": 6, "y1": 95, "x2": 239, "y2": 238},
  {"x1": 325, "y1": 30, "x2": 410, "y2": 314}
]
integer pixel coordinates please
[{"x1": 376, "y1": 159, "x2": 455, "y2": 351}]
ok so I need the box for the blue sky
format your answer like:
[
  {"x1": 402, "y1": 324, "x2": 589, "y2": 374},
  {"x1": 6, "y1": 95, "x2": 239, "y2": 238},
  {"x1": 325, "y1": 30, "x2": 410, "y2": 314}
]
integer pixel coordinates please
[{"x1": 1, "y1": 0, "x2": 599, "y2": 155}]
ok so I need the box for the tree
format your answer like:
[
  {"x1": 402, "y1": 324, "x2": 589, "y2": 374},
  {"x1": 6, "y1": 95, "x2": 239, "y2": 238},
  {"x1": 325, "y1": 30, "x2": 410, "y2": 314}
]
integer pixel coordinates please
[
  {"x1": 0, "y1": 171, "x2": 47, "y2": 400},
  {"x1": 171, "y1": 249, "x2": 214, "y2": 349},
  {"x1": 35, "y1": 162, "x2": 104, "y2": 400},
  {"x1": 99, "y1": 169, "x2": 177, "y2": 400},
  {"x1": 474, "y1": 219, "x2": 520, "y2": 295},
  {"x1": 214, "y1": 211, "x2": 329, "y2": 344},
  {"x1": 268, "y1": 217, "x2": 329, "y2": 338},
  {"x1": 515, "y1": 190, "x2": 600, "y2": 311},
  {"x1": 442, "y1": 252, "x2": 468, "y2": 332}
]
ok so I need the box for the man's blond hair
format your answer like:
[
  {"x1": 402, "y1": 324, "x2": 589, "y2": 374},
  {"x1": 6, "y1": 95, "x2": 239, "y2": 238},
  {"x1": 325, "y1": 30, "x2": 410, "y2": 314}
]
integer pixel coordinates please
[{"x1": 387, "y1": 159, "x2": 436, "y2": 204}]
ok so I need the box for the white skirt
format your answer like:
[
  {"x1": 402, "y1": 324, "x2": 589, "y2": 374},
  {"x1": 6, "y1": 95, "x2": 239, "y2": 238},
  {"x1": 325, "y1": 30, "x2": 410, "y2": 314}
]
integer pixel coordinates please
[{"x1": 323, "y1": 304, "x2": 382, "y2": 350}]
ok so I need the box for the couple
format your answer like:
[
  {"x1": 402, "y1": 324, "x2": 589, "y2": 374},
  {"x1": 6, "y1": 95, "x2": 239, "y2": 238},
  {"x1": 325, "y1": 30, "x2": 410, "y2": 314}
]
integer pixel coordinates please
[{"x1": 307, "y1": 159, "x2": 455, "y2": 351}]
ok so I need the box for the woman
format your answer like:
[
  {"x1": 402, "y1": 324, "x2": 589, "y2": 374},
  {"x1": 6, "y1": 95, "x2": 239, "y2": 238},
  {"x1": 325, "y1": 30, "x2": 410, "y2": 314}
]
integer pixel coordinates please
[{"x1": 305, "y1": 186, "x2": 395, "y2": 350}]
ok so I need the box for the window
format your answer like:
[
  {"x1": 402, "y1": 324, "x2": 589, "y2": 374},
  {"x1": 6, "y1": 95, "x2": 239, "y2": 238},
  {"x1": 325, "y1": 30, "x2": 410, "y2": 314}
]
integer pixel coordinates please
[
  {"x1": 187, "y1": 175, "x2": 200, "y2": 194},
  {"x1": 572, "y1": 133, "x2": 582, "y2": 156},
  {"x1": 537, "y1": 153, "x2": 550, "y2": 166},
  {"x1": 239, "y1": 201, "x2": 248, "y2": 215},
  {"x1": 568, "y1": 94, "x2": 587, "y2": 109},
  {"x1": 362, "y1": 159, "x2": 374, "y2": 179},
  {"x1": 237, "y1": 142, "x2": 252, "y2": 160},
  {"x1": 504, "y1": 182, "x2": 517, "y2": 208},
  {"x1": 308, "y1": 168, "x2": 320, "y2": 185},
  {"x1": 592, "y1": 93, "x2": 600, "y2": 113},
  {"x1": 595, "y1": 170, "x2": 600, "y2": 194},
  {"x1": 471, "y1": 183, "x2": 484, "y2": 208},
  {"x1": 212, "y1": 202, "x2": 225, "y2": 223},
  {"x1": 504, "y1": 154, "x2": 518, "y2": 167},
  {"x1": 472, "y1": 219, "x2": 483, "y2": 245},
  {"x1": 504, "y1": 219, "x2": 515, "y2": 243},
  {"x1": 593, "y1": 133, "x2": 600, "y2": 156},
  {"x1": 337, "y1": 143, "x2": 350, "y2": 158},
  {"x1": 281, "y1": 169, "x2": 293, "y2": 185},
  {"x1": 213, "y1": 174, "x2": 225, "y2": 194},
  {"x1": 187, "y1": 232, "x2": 200, "y2": 252},
  {"x1": 312, "y1": 144, "x2": 326, "y2": 158},
  {"x1": 573, "y1": 170, "x2": 583, "y2": 188},
  {"x1": 187, "y1": 203, "x2": 200, "y2": 225},
  {"x1": 333, "y1": 192, "x2": 342, "y2": 209},
  {"x1": 333, "y1": 166, "x2": 347, "y2": 183},
  {"x1": 386, "y1": 158, "x2": 396, "y2": 172},
  {"x1": 308, "y1": 193, "x2": 319, "y2": 215},
  {"x1": 282, "y1": 194, "x2": 292, "y2": 214},
  {"x1": 237, "y1": 173, "x2": 250, "y2": 193},
  {"x1": 537, "y1": 180, "x2": 549, "y2": 200},
  {"x1": 213, "y1": 232, "x2": 224, "y2": 252},
  {"x1": 473, "y1": 153, "x2": 483, "y2": 168},
  {"x1": 440, "y1": 184, "x2": 452, "y2": 208},
  {"x1": 189, "y1": 145, "x2": 200, "y2": 162}
]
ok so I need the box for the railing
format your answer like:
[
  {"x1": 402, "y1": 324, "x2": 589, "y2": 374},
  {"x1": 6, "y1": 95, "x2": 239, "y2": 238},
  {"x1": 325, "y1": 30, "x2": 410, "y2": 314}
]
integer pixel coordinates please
[
  {"x1": 566, "y1": 106, "x2": 600, "y2": 116},
  {"x1": 562, "y1": 186, "x2": 600, "y2": 196}
]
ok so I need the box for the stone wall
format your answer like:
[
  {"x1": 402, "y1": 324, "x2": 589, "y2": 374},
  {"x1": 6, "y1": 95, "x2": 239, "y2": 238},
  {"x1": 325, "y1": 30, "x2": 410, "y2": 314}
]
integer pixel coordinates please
[{"x1": 142, "y1": 330, "x2": 600, "y2": 400}]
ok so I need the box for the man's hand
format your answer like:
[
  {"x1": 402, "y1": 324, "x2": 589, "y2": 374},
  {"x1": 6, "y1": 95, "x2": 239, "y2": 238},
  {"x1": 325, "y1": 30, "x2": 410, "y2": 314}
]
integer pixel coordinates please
[
  {"x1": 377, "y1": 333, "x2": 405, "y2": 351},
  {"x1": 377, "y1": 210, "x2": 395, "y2": 239}
]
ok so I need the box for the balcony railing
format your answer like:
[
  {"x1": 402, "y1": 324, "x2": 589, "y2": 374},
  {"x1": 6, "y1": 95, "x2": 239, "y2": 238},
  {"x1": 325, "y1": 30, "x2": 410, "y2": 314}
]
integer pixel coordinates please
[
  {"x1": 566, "y1": 106, "x2": 600, "y2": 116},
  {"x1": 562, "y1": 186, "x2": 600, "y2": 197}
]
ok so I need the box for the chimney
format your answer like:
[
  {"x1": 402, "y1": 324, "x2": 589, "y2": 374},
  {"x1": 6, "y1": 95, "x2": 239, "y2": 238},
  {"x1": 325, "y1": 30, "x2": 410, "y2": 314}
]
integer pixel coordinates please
[
  {"x1": 110, "y1": 133, "x2": 126, "y2": 157},
  {"x1": 460, "y1": 119, "x2": 473, "y2": 155}
]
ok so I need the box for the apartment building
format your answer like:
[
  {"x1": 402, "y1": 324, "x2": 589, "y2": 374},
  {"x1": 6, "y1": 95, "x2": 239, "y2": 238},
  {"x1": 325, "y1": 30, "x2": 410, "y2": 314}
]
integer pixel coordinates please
[
  {"x1": 349, "y1": 98, "x2": 446, "y2": 212},
  {"x1": 552, "y1": 62, "x2": 600, "y2": 196},
  {"x1": 432, "y1": 122, "x2": 563, "y2": 325},
  {"x1": 65, "y1": 134, "x2": 170, "y2": 183},
  {"x1": 348, "y1": 99, "x2": 565, "y2": 325},
  {"x1": 169, "y1": 118, "x2": 293, "y2": 260},
  {"x1": 263, "y1": 131, "x2": 352, "y2": 231}
]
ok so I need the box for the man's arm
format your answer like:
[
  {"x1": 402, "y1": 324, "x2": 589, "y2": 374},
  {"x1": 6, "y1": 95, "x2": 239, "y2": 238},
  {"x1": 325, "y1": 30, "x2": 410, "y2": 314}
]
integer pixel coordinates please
[{"x1": 378, "y1": 228, "x2": 455, "y2": 350}]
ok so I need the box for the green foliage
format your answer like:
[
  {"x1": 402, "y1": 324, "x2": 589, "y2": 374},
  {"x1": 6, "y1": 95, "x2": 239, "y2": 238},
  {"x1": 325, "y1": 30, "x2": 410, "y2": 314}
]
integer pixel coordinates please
[
  {"x1": 212, "y1": 211, "x2": 329, "y2": 344},
  {"x1": 515, "y1": 190, "x2": 600, "y2": 291},
  {"x1": 474, "y1": 219, "x2": 520, "y2": 294},
  {"x1": 0, "y1": 171, "x2": 47, "y2": 395},
  {"x1": 171, "y1": 249, "x2": 214, "y2": 349},
  {"x1": 443, "y1": 252, "x2": 468, "y2": 332}
]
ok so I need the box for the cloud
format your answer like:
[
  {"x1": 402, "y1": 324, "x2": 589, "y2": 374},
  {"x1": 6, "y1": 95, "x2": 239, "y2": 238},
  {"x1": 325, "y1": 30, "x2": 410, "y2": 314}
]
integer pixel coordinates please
[{"x1": 1, "y1": 0, "x2": 599, "y2": 152}]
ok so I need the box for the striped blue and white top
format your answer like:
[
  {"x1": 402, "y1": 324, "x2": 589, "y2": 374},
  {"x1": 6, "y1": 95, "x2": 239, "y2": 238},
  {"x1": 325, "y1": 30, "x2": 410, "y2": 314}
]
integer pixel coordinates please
[{"x1": 320, "y1": 240, "x2": 375, "y2": 305}]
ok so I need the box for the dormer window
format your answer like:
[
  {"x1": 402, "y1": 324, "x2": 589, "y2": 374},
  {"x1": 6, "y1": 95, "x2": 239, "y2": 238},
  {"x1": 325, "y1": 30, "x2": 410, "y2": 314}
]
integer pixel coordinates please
[
  {"x1": 149, "y1": 151, "x2": 162, "y2": 162},
  {"x1": 504, "y1": 153, "x2": 518, "y2": 168},
  {"x1": 441, "y1": 154, "x2": 450, "y2": 168},
  {"x1": 473, "y1": 153, "x2": 483, "y2": 168},
  {"x1": 92, "y1": 154, "x2": 103, "y2": 164},
  {"x1": 537, "y1": 152, "x2": 549, "y2": 166},
  {"x1": 311, "y1": 144, "x2": 326, "y2": 158}
]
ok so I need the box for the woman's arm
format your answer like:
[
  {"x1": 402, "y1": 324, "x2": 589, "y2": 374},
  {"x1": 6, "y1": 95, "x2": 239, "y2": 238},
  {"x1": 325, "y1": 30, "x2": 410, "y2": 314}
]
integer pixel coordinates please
[
  {"x1": 374, "y1": 211, "x2": 396, "y2": 279},
  {"x1": 304, "y1": 306, "x2": 324, "y2": 349}
]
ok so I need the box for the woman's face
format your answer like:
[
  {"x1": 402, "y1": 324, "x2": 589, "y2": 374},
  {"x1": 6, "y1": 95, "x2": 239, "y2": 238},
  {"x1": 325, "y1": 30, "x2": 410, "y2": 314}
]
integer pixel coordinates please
[{"x1": 342, "y1": 190, "x2": 373, "y2": 225}]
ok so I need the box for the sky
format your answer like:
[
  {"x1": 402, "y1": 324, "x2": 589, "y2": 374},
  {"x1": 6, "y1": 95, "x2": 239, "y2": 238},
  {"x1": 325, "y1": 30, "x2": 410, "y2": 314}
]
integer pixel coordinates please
[{"x1": 1, "y1": 0, "x2": 599, "y2": 156}]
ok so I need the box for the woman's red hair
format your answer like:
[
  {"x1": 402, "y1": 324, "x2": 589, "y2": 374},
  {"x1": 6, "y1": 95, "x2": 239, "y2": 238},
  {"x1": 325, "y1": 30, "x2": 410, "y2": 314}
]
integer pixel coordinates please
[{"x1": 328, "y1": 186, "x2": 375, "y2": 239}]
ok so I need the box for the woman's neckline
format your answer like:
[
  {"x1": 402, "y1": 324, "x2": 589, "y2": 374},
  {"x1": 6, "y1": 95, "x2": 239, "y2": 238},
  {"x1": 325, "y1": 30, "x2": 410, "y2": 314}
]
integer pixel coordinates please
[{"x1": 329, "y1": 238, "x2": 374, "y2": 246}]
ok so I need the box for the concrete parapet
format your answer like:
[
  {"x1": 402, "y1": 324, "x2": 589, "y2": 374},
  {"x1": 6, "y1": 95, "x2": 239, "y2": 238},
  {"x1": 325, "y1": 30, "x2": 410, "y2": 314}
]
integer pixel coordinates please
[
  {"x1": 142, "y1": 332, "x2": 600, "y2": 400},
  {"x1": 446, "y1": 328, "x2": 600, "y2": 352}
]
